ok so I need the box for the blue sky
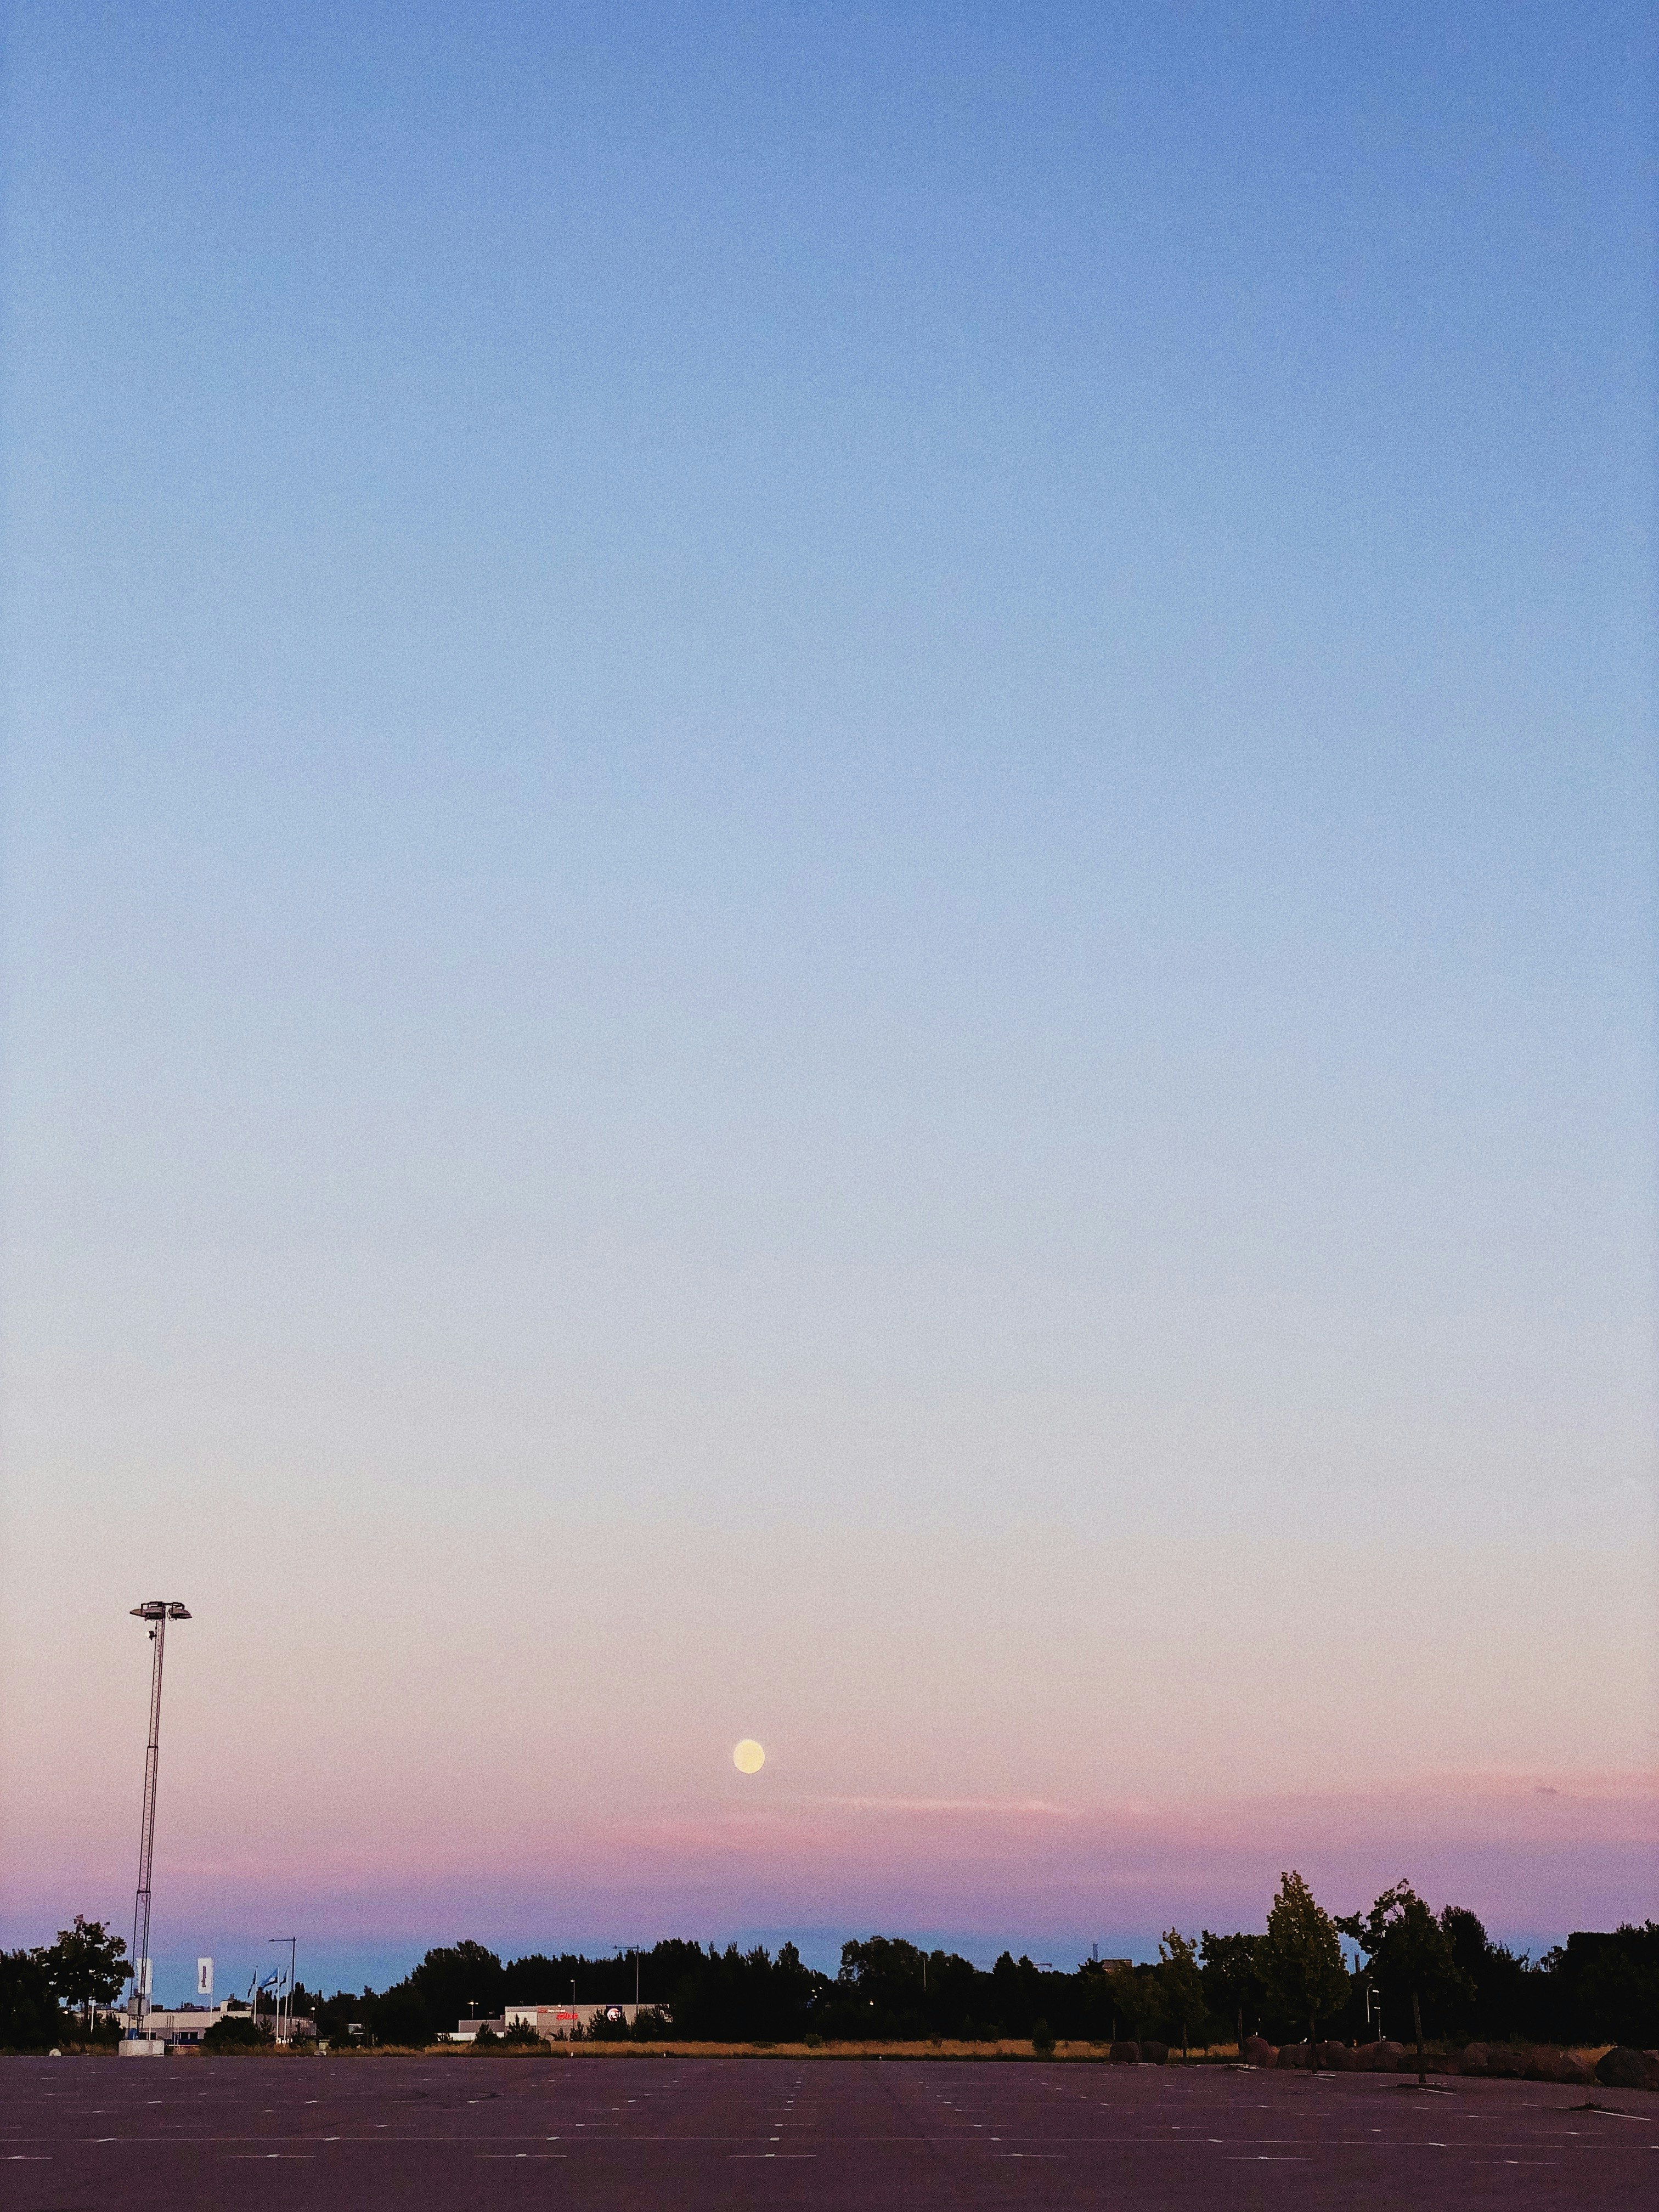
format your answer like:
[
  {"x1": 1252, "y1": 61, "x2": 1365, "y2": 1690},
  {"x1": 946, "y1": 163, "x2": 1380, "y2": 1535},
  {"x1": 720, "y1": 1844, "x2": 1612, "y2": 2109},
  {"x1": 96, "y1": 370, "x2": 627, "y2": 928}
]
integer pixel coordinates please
[{"x1": 2, "y1": 3, "x2": 1652, "y2": 1987}]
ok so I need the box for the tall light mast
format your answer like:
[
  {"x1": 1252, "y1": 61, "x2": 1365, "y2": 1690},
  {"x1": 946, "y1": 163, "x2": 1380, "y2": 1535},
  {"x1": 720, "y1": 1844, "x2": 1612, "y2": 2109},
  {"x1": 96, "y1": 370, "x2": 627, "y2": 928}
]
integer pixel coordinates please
[{"x1": 127, "y1": 1600, "x2": 190, "y2": 2045}]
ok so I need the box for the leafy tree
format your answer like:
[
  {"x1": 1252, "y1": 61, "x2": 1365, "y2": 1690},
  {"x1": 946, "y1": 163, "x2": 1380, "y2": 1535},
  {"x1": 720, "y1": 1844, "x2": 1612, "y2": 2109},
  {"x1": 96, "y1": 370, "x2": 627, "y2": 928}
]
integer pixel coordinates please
[
  {"x1": 1152, "y1": 1930, "x2": 1209, "y2": 2055},
  {"x1": 1092, "y1": 1960, "x2": 1153, "y2": 2039},
  {"x1": 1259, "y1": 1870, "x2": 1350, "y2": 2046},
  {"x1": 0, "y1": 1950, "x2": 65, "y2": 2050},
  {"x1": 407, "y1": 1942, "x2": 506, "y2": 2039},
  {"x1": 986, "y1": 1951, "x2": 1045, "y2": 2040},
  {"x1": 202, "y1": 2012, "x2": 270, "y2": 2052},
  {"x1": 667, "y1": 1939, "x2": 823, "y2": 2042},
  {"x1": 1200, "y1": 1931, "x2": 1267, "y2": 2046},
  {"x1": 1336, "y1": 1884, "x2": 1472, "y2": 2053},
  {"x1": 1030, "y1": 2016, "x2": 1055, "y2": 2055},
  {"x1": 836, "y1": 1937, "x2": 929, "y2": 2037},
  {"x1": 1437, "y1": 1906, "x2": 1531, "y2": 2040},
  {"x1": 1547, "y1": 1924, "x2": 1659, "y2": 2047},
  {"x1": 41, "y1": 1916, "x2": 128, "y2": 2031},
  {"x1": 374, "y1": 1987, "x2": 441, "y2": 2047}
]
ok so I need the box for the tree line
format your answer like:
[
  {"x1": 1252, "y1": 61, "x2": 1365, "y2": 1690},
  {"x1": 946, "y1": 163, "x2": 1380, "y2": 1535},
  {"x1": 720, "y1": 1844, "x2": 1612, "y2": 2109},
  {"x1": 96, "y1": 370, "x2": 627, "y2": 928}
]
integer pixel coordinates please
[
  {"x1": 4, "y1": 1878, "x2": 1655, "y2": 2052},
  {"x1": 295, "y1": 1874, "x2": 1659, "y2": 2052}
]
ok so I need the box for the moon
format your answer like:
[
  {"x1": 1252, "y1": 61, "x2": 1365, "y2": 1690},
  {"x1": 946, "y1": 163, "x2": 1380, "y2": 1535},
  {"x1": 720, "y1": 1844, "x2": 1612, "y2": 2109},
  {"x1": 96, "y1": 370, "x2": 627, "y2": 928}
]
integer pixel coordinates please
[{"x1": 732, "y1": 1739, "x2": 765, "y2": 1775}]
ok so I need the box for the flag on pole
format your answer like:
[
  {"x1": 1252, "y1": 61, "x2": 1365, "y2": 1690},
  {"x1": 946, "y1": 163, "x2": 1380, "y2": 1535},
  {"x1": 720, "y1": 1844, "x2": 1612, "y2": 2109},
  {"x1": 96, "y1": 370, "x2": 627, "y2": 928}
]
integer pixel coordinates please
[{"x1": 198, "y1": 1957, "x2": 213, "y2": 1997}]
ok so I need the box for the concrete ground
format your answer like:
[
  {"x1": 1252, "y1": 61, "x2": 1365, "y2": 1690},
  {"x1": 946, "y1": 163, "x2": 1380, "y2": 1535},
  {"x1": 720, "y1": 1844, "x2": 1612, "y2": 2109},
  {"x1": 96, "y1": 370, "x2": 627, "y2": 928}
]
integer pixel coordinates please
[{"x1": 2, "y1": 2051, "x2": 1653, "y2": 2208}]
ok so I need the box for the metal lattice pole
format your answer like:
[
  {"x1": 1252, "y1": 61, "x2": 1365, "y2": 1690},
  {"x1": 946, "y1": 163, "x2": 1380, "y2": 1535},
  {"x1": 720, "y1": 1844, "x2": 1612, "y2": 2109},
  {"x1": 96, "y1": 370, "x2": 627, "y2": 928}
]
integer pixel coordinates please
[{"x1": 128, "y1": 1601, "x2": 190, "y2": 2042}]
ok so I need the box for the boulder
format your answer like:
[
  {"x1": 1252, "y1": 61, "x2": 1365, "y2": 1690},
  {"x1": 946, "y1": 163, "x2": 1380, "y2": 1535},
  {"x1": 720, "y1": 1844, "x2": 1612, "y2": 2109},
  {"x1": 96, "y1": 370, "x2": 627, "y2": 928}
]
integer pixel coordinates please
[
  {"x1": 1314, "y1": 2041, "x2": 1346, "y2": 2071},
  {"x1": 1276, "y1": 2043, "x2": 1311, "y2": 2069},
  {"x1": 1486, "y1": 2047, "x2": 1527, "y2": 2080},
  {"x1": 1523, "y1": 2049, "x2": 1561, "y2": 2083},
  {"x1": 1139, "y1": 2040, "x2": 1169, "y2": 2066},
  {"x1": 1595, "y1": 2047, "x2": 1650, "y2": 2091},
  {"x1": 1108, "y1": 2041, "x2": 1140, "y2": 2065},
  {"x1": 1460, "y1": 2044, "x2": 1488, "y2": 2076},
  {"x1": 1368, "y1": 2041, "x2": 1404, "y2": 2073},
  {"x1": 1559, "y1": 2055, "x2": 1593, "y2": 2086},
  {"x1": 1241, "y1": 2035, "x2": 1277, "y2": 2068}
]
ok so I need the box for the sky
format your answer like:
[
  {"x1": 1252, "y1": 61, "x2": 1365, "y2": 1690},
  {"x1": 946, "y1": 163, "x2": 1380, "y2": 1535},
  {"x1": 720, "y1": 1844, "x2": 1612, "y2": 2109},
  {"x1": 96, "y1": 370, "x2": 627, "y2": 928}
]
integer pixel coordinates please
[{"x1": 2, "y1": 1, "x2": 1654, "y2": 2000}]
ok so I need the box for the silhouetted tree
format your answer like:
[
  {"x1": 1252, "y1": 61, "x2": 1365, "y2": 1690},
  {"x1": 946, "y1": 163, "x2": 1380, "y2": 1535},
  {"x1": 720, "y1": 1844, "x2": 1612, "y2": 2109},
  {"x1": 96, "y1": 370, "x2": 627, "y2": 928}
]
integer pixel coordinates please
[
  {"x1": 1152, "y1": 1931, "x2": 1210, "y2": 2055},
  {"x1": 41, "y1": 1916, "x2": 127, "y2": 2032},
  {"x1": 1337, "y1": 1884, "x2": 1472, "y2": 2063},
  {"x1": 1260, "y1": 1871, "x2": 1349, "y2": 2046}
]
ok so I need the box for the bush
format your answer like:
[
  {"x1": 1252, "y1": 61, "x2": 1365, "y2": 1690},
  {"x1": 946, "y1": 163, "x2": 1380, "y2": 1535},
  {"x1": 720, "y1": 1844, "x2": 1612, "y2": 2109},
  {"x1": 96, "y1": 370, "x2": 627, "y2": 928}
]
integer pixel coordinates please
[
  {"x1": 1030, "y1": 2018, "x2": 1056, "y2": 2056},
  {"x1": 203, "y1": 2014, "x2": 272, "y2": 2053}
]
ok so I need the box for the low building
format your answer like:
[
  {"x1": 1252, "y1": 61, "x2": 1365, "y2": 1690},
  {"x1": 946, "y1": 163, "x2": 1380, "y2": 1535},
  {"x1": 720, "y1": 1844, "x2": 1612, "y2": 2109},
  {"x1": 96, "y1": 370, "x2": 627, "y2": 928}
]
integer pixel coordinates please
[
  {"x1": 448, "y1": 2003, "x2": 658, "y2": 2041},
  {"x1": 105, "y1": 2001, "x2": 315, "y2": 2046}
]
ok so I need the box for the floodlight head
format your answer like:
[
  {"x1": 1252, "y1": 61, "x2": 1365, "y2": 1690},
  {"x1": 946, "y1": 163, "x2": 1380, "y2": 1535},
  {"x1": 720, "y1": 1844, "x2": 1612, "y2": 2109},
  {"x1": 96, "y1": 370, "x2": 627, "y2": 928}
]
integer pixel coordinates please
[
  {"x1": 166, "y1": 1604, "x2": 191, "y2": 1620},
  {"x1": 131, "y1": 1600, "x2": 190, "y2": 1620}
]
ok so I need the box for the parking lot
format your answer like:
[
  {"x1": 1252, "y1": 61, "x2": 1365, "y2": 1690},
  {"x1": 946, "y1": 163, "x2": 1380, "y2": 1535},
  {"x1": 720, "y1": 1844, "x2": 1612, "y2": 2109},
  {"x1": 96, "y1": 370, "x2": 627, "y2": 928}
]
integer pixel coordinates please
[{"x1": 2, "y1": 2052, "x2": 1653, "y2": 2209}]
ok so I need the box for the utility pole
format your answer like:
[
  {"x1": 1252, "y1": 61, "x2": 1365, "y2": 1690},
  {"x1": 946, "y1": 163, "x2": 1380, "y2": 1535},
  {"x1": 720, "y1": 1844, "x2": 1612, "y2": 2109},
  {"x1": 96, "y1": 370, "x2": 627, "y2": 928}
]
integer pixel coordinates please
[{"x1": 126, "y1": 1601, "x2": 191, "y2": 2047}]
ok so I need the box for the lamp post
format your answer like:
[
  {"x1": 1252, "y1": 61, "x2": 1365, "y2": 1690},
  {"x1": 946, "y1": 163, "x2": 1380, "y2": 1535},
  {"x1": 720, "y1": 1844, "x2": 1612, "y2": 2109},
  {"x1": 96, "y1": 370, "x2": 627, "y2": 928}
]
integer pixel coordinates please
[
  {"x1": 126, "y1": 1601, "x2": 190, "y2": 2046},
  {"x1": 619, "y1": 1946, "x2": 642, "y2": 2005}
]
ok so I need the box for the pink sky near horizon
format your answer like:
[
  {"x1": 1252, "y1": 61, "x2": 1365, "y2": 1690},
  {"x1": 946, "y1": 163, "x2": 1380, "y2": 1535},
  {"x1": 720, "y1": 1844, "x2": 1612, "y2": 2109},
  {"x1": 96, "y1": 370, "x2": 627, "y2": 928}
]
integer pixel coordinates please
[
  {"x1": 7, "y1": 1752, "x2": 1651, "y2": 1965},
  {"x1": 3, "y1": 1492, "x2": 1653, "y2": 1966}
]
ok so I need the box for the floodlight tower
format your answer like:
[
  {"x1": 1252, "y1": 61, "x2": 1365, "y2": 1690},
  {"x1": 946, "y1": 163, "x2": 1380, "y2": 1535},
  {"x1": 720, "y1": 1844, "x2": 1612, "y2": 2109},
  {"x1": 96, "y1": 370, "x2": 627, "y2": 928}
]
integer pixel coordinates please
[{"x1": 127, "y1": 1600, "x2": 190, "y2": 2044}]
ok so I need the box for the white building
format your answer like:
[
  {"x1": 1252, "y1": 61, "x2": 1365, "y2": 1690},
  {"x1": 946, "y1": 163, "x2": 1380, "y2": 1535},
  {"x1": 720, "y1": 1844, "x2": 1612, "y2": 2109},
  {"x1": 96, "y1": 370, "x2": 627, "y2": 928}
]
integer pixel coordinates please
[
  {"x1": 449, "y1": 2003, "x2": 657, "y2": 2041},
  {"x1": 100, "y1": 2001, "x2": 315, "y2": 2046},
  {"x1": 509, "y1": 2003, "x2": 655, "y2": 2039}
]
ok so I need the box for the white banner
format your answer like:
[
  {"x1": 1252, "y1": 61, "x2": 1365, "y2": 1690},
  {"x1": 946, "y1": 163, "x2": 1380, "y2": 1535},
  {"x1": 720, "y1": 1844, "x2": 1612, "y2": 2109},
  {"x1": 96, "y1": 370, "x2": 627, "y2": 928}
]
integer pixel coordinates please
[
  {"x1": 197, "y1": 1957, "x2": 213, "y2": 1997},
  {"x1": 137, "y1": 1959, "x2": 152, "y2": 1996}
]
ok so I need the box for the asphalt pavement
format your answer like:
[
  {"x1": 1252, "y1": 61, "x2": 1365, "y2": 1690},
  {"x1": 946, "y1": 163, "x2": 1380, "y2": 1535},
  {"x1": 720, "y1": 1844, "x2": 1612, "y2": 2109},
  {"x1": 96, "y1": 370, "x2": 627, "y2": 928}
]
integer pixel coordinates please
[{"x1": 2, "y1": 2051, "x2": 1652, "y2": 2208}]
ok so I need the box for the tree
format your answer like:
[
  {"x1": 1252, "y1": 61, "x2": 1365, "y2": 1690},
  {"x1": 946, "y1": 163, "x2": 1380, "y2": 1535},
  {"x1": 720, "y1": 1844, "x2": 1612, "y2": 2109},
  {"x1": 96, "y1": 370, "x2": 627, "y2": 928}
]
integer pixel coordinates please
[
  {"x1": 41, "y1": 1916, "x2": 127, "y2": 2032},
  {"x1": 837, "y1": 1937, "x2": 929, "y2": 2037},
  {"x1": 1336, "y1": 1883, "x2": 1472, "y2": 2064},
  {"x1": 1259, "y1": 1871, "x2": 1350, "y2": 2047},
  {"x1": 0, "y1": 1951, "x2": 64, "y2": 2051},
  {"x1": 1545, "y1": 1925, "x2": 1659, "y2": 2049},
  {"x1": 406, "y1": 1942, "x2": 506, "y2": 2039},
  {"x1": 1200, "y1": 1931, "x2": 1267, "y2": 2048},
  {"x1": 1153, "y1": 1931, "x2": 1210, "y2": 2056}
]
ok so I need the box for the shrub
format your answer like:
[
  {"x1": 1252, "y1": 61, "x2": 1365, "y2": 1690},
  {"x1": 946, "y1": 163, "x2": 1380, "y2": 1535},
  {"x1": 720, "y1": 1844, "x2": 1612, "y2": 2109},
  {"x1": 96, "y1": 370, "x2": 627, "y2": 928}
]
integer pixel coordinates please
[{"x1": 1031, "y1": 2018, "x2": 1056, "y2": 2056}]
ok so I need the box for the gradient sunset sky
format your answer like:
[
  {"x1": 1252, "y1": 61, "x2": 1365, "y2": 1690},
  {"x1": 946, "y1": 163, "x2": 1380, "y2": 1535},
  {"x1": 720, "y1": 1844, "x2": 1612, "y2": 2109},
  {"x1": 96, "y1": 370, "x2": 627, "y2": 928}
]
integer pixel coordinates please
[{"x1": 3, "y1": 2, "x2": 1653, "y2": 1998}]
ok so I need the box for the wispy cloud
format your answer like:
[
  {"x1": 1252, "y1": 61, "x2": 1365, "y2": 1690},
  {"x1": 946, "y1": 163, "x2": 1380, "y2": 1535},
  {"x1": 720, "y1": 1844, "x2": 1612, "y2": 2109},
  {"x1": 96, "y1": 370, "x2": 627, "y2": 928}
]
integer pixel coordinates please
[{"x1": 792, "y1": 1796, "x2": 1079, "y2": 1818}]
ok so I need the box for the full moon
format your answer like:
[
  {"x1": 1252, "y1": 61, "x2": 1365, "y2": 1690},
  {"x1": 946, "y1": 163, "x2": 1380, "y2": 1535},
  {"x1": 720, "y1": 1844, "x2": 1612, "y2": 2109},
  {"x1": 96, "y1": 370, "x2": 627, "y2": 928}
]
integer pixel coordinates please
[{"x1": 732, "y1": 1739, "x2": 765, "y2": 1775}]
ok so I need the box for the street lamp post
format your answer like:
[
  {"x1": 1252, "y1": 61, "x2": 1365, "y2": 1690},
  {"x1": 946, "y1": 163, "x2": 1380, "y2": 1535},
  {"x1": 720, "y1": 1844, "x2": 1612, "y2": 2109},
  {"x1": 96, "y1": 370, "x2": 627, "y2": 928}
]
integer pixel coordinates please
[{"x1": 127, "y1": 1601, "x2": 190, "y2": 2046}]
